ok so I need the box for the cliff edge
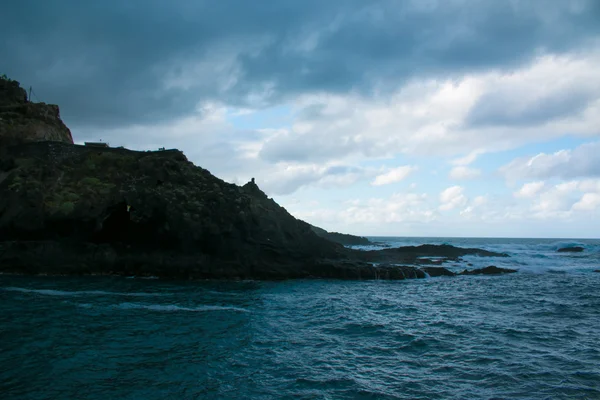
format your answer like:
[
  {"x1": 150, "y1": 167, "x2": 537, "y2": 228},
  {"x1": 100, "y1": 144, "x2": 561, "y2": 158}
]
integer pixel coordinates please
[{"x1": 0, "y1": 76, "x2": 73, "y2": 146}]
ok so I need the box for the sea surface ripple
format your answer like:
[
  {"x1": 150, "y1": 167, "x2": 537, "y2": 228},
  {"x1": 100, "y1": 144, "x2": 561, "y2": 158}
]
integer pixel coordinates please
[{"x1": 1, "y1": 238, "x2": 600, "y2": 399}]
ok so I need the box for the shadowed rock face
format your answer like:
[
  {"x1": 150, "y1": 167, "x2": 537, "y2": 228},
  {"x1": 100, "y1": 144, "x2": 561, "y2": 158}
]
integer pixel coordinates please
[
  {"x1": 0, "y1": 78, "x2": 73, "y2": 146},
  {"x1": 0, "y1": 142, "x2": 352, "y2": 279}
]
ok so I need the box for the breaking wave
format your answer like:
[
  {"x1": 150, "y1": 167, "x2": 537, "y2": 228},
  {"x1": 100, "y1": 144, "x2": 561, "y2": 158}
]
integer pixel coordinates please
[
  {"x1": 113, "y1": 302, "x2": 249, "y2": 313},
  {"x1": 1, "y1": 287, "x2": 166, "y2": 297}
]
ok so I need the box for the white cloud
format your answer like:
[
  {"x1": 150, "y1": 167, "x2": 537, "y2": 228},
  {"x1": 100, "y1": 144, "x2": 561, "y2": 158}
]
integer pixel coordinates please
[
  {"x1": 451, "y1": 151, "x2": 482, "y2": 166},
  {"x1": 501, "y1": 141, "x2": 600, "y2": 181},
  {"x1": 573, "y1": 193, "x2": 600, "y2": 211},
  {"x1": 286, "y1": 191, "x2": 439, "y2": 234},
  {"x1": 279, "y1": 178, "x2": 600, "y2": 236},
  {"x1": 460, "y1": 195, "x2": 491, "y2": 218},
  {"x1": 439, "y1": 186, "x2": 468, "y2": 211},
  {"x1": 510, "y1": 178, "x2": 600, "y2": 219},
  {"x1": 449, "y1": 166, "x2": 482, "y2": 180},
  {"x1": 514, "y1": 181, "x2": 546, "y2": 198},
  {"x1": 257, "y1": 163, "x2": 378, "y2": 195},
  {"x1": 371, "y1": 165, "x2": 417, "y2": 186},
  {"x1": 259, "y1": 53, "x2": 600, "y2": 166}
]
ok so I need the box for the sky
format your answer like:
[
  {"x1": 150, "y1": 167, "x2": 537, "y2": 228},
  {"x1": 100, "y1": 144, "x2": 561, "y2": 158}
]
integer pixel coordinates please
[{"x1": 2, "y1": 0, "x2": 599, "y2": 238}]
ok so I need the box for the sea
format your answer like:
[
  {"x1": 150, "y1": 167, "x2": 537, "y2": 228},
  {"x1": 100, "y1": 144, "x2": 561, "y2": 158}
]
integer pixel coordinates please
[{"x1": 1, "y1": 237, "x2": 599, "y2": 399}]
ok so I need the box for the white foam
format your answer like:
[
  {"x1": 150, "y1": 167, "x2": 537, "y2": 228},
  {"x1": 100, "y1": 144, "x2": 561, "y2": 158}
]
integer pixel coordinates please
[
  {"x1": 2, "y1": 287, "x2": 165, "y2": 297},
  {"x1": 113, "y1": 302, "x2": 249, "y2": 313}
]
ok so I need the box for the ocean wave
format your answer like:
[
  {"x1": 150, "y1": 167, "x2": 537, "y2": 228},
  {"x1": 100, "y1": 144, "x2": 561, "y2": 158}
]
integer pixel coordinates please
[
  {"x1": 113, "y1": 302, "x2": 249, "y2": 313},
  {"x1": 1, "y1": 287, "x2": 166, "y2": 297}
]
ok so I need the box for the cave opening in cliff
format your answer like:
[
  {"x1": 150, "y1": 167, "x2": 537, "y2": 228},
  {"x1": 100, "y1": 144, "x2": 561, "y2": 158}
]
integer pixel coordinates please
[
  {"x1": 93, "y1": 202, "x2": 131, "y2": 244},
  {"x1": 92, "y1": 202, "x2": 177, "y2": 250}
]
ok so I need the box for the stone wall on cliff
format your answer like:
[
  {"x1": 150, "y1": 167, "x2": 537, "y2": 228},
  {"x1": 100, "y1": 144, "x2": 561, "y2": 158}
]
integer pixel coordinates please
[{"x1": 0, "y1": 77, "x2": 74, "y2": 145}]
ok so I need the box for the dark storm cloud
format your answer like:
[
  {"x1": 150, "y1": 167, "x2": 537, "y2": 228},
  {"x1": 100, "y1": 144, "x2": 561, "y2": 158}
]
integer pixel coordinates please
[{"x1": 2, "y1": 0, "x2": 599, "y2": 129}]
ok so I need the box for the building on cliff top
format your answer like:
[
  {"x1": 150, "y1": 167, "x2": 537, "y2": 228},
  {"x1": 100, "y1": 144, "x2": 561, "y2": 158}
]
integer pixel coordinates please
[{"x1": 84, "y1": 142, "x2": 109, "y2": 148}]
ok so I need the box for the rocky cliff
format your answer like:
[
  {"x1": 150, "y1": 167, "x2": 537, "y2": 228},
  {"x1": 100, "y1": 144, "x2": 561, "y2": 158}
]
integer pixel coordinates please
[
  {"x1": 0, "y1": 142, "x2": 359, "y2": 278},
  {"x1": 0, "y1": 77, "x2": 73, "y2": 146}
]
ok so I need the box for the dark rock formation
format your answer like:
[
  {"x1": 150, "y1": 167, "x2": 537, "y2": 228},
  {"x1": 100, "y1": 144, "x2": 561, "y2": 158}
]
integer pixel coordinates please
[
  {"x1": 360, "y1": 244, "x2": 508, "y2": 264},
  {"x1": 0, "y1": 77, "x2": 73, "y2": 146},
  {"x1": 557, "y1": 246, "x2": 584, "y2": 253},
  {"x1": 310, "y1": 225, "x2": 371, "y2": 246},
  {"x1": 0, "y1": 142, "x2": 350, "y2": 279},
  {"x1": 0, "y1": 141, "x2": 510, "y2": 280},
  {"x1": 421, "y1": 267, "x2": 456, "y2": 277},
  {"x1": 459, "y1": 266, "x2": 517, "y2": 275}
]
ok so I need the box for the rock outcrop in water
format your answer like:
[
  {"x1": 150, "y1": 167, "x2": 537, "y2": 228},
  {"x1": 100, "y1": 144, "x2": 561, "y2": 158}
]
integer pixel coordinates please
[
  {"x1": 0, "y1": 77, "x2": 73, "y2": 146},
  {"x1": 0, "y1": 77, "x2": 511, "y2": 281},
  {"x1": 557, "y1": 246, "x2": 584, "y2": 253},
  {"x1": 359, "y1": 244, "x2": 508, "y2": 264},
  {"x1": 420, "y1": 265, "x2": 517, "y2": 277},
  {"x1": 459, "y1": 266, "x2": 517, "y2": 275}
]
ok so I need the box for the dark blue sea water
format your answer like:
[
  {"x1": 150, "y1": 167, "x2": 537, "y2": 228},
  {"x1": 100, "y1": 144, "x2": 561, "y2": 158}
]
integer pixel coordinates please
[{"x1": 2, "y1": 238, "x2": 600, "y2": 399}]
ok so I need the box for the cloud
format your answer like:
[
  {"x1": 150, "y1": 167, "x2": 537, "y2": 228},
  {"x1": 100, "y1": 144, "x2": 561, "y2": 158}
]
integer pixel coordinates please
[
  {"x1": 451, "y1": 151, "x2": 482, "y2": 166},
  {"x1": 287, "y1": 190, "x2": 439, "y2": 234},
  {"x1": 573, "y1": 193, "x2": 600, "y2": 211},
  {"x1": 439, "y1": 186, "x2": 468, "y2": 211},
  {"x1": 464, "y1": 56, "x2": 600, "y2": 127},
  {"x1": 257, "y1": 53, "x2": 600, "y2": 166},
  {"x1": 514, "y1": 181, "x2": 546, "y2": 198},
  {"x1": 371, "y1": 165, "x2": 417, "y2": 186},
  {"x1": 449, "y1": 166, "x2": 481, "y2": 180},
  {"x1": 530, "y1": 181, "x2": 581, "y2": 218},
  {"x1": 260, "y1": 164, "x2": 375, "y2": 195},
  {"x1": 500, "y1": 141, "x2": 600, "y2": 181},
  {"x1": 459, "y1": 195, "x2": 494, "y2": 219},
  {"x1": 279, "y1": 179, "x2": 600, "y2": 236},
  {"x1": 2, "y1": 0, "x2": 599, "y2": 131},
  {"x1": 508, "y1": 178, "x2": 600, "y2": 218}
]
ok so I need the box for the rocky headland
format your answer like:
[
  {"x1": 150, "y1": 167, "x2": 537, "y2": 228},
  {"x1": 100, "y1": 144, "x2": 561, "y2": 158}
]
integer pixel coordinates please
[{"x1": 0, "y1": 77, "x2": 513, "y2": 280}]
